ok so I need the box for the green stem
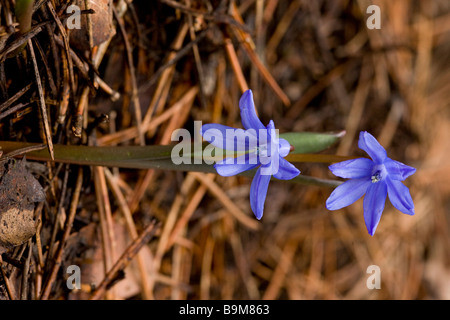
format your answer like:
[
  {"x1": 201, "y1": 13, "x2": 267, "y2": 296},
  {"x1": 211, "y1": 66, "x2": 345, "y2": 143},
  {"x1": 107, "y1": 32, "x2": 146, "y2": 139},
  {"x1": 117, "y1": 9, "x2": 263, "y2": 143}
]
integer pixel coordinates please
[
  {"x1": 285, "y1": 153, "x2": 359, "y2": 163},
  {"x1": 0, "y1": 141, "x2": 343, "y2": 187},
  {"x1": 15, "y1": 0, "x2": 35, "y2": 35},
  {"x1": 7, "y1": 0, "x2": 35, "y2": 58}
]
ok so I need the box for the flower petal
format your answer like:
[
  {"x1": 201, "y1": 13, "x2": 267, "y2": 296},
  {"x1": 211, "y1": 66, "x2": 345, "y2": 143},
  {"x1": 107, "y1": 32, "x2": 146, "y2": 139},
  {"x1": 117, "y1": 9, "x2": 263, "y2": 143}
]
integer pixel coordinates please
[
  {"x1": 202, "y1": 123, "x2": 258, "y2": 151},
  {"x1": 265, "y1": 120, "x2": 279, "y2": 152},
  {"x1": 358, "y1": 131, "x2": 387, "y2": 164},
  {"x1": 386, "y1": 178, "x2": 415, "y2": 215},
  {"x1": 329, "y1": 158, "x2": 374, "y2": 179},
  {"x1": 384, "y1": 158, "x2": 416, "y2": 181},
  {"x1": 326, "y1": 178, "x2": 371, "y2": 210},
  {"x1": 273, "y1": 157, "x2": 300, "y2": 180},
  {"x1": 363, "y1": 181, "x2": 388, "y2": 236},
  {"x1": 214, "y1": 152, "x2": 259, "y2": 176},
  {"x1": 239, "y1": 90, "x2": 265, "y2": 130},
  {"x1": 279, "y1": 138, "x2": 291, "y2": 158},
  {"x1": 250, "y1": 166, "x2": 271, "y2": 220}
]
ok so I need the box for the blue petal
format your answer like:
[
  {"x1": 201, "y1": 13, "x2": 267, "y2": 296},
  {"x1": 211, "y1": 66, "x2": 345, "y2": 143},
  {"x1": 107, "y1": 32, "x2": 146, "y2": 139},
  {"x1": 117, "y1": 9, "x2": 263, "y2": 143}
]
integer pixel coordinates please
[
  {"x1": 214, "y1": 153, "x2": 259, "y2": 176},
  {"x1": 358, "y1": 131, "x2": 387, "y2": 164},
  {"x1": 329, "y1": 158, "x2": 374, "y2": 179},
  {"x1": 326, "y1": 178, "x2": 371, "y2": 210},
  {"x1": 239, "y1": 90, "x2": 265, "y2": 130},
  {"x1": 201, "y1": 123, "x2": 232, "y2": 149},
  {"x1": 202, "y1": 124, "x2": 258, "y2": 151},
  {"x1": 273, "y1": 157, "x2": 300, "y2": 180},
  {"x1": 386, "y1": 178, "x2": 415, "y2": 215},
  {"x1": 363, "y1": 181, "x2": 388, "y2": 236},
  {"x1": 250, "y1": 166, "x2": 271, "y2": 220},
  {"x1": 262, "y1": 120, "x2": 280, "y2": 160},
  {"x1": 266, "y1": 119, "x2": 275, "y2": 131},
  {"x1": 279, "y1": 138, "x2": 291, "y2": 157},
  {"x1": 384, "y1": 158, "x2": 416, "y2": 181}
]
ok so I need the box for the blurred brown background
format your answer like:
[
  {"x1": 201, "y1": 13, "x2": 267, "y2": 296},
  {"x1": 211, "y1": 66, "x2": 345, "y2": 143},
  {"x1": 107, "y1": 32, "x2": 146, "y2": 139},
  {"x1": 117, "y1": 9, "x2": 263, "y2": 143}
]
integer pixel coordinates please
[{"x1": 0, "y1": 0, "x2": 449, "y2": 300}]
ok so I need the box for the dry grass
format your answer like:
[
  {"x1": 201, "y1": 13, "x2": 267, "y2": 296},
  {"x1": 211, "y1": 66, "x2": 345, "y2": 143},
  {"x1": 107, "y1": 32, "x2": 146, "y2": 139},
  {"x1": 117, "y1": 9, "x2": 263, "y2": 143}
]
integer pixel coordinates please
[{"x1": 0, "y1": 0, "x2": 449, "y2": 300}]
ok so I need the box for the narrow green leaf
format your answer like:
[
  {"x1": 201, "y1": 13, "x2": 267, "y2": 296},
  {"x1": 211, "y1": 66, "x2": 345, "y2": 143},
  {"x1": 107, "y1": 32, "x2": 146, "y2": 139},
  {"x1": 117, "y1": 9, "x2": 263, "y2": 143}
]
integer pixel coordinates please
[
  {"x1": 280, "y1": 131, "x2": 345, "y2": 154},
  {"x1": 8, "y1": 0, "x2": 35, "y2": 58},
  {"x1": 15, "y1": 0, "x2": 34, "y2": 34},
  {"x1": 0, "y1": 141, "x2": 341, "y2": 188}
]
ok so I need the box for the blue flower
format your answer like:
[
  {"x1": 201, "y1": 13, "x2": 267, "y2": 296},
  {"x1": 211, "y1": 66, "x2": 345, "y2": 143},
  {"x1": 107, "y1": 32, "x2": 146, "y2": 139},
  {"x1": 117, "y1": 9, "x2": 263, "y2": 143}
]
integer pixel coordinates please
[
  {"x1": 326, "y1": 131, "x2": 416, "y2": 236},
  {"x1": 201, "y1": 90, "x2": 300, "y2": 220}
]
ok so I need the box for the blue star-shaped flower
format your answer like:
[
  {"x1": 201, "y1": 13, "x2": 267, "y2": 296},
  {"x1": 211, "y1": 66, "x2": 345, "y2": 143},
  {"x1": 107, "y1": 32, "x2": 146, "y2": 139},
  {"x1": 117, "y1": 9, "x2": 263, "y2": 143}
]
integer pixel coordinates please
[
  {"x1": 326, "y1": 131, "x2": 416, "y2": 236},
  {"x1": 201, "y1": 90, "x2": 300, "y2": 220}
]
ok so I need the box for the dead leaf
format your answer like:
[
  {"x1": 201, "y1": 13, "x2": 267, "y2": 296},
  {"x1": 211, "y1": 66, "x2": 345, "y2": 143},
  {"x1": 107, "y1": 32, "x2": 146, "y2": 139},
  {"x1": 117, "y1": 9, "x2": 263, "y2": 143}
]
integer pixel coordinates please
[
  {"x1": 69, "y1": 0, "x2": 116, "y2": 52},
  {"x1": 0, "y1": 159, "x2": 45, "y2": 253}
]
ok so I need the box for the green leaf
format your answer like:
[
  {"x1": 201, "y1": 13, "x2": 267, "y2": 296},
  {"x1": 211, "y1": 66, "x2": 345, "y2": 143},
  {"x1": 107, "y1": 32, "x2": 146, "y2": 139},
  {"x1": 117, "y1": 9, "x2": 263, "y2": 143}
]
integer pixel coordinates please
[
  {"x1": 280, "y1": 131, "x2": 345, "y2": 154},
  {"x1": 7, "y1": 0, "x2": 35, "y2": 58},
  {"x1": 0, "y1": 140, "x2": 341, "y2": 188},
  {"x1": 15, "y1": 0, "x2": 34, "y2": 34}
]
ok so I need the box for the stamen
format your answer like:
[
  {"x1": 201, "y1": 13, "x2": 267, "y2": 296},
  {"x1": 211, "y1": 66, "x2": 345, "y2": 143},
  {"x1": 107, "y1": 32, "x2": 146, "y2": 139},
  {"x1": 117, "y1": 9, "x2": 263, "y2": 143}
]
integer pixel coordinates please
[
  {"x1": 256, "y1": 145, "x2": 268, "y2": 156},
  {"x1": 371, "y1": 171, "x2": 381, "y2": 183}
]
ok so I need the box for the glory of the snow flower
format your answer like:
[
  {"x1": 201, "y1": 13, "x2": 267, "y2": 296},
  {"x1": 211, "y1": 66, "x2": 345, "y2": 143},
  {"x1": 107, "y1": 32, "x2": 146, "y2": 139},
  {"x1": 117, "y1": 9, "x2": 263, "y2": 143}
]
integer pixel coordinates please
[
  {"x1": 326, "y1": 131, "x2": 416, "y2": 236},
  {"x1": 201, "y1": 90, "x2": 300, "y2": 220}
]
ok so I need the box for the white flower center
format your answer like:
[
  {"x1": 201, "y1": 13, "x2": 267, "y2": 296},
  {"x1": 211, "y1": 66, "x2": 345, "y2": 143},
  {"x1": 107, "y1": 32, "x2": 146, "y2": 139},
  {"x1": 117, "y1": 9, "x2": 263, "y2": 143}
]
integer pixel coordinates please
[
  {"x1": 371, "y1": 164, "x2": 387, "y2": 183},
  {"x1": 371, "y1": 171, "x2": 382, "y2": 183}
]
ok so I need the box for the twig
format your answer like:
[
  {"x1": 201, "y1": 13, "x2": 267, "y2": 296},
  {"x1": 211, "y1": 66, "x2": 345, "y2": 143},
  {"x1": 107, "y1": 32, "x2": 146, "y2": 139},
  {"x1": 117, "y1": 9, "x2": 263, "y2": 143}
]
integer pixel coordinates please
[
  {"x1": 0, "y1": 255, "x2": 16, "y2": 300},
  {"x1": 228, "y1": 221, "x2": 259, "y2": 299},
  {"x1": 3, "y1": 143, "x2": 46, "y2": 158},
  {"x1": 127, "y1": 85, "x2": 196, "y2": 214},
  {"x1": 146, "y1": 175, "x2": 196, "y2": 294},
  {"x1": 53, "y1": 36, "x2": 94, "y2": 88},
  {"x1": 98, "y1": 86, "x2": 198, "y2": 146},
  {"x1": 0, "y1": 83, "x2": 32, "y2": 113},
  {"x1": 72, "y1": 86, "x2": 89, "y2": 137},
  {"x1": 230, "y1": 3, "x2": 291, "y2": 106},
  {"x1": 104, "y1": 168, "x2": 153, "y2": 299},
  {"x1": 200, "y1": 235, "x2": 215, "y2": 299},
  {"x1": 262, "y1": 240, "x2": 298, "y2": 299},
  {"x1": 138, "y1": 27, "x2": 207, "y2": 94},
  {"x1": 224, "y1": 37, "x2": 249, "y2": 93},
  {"x1": 89, "y1": 220, "x2": 160, "y2": 300},
  {"x1": 190, "y1": 172, "x2": 260, "y2": 230},
  {"x1": 0, "y1": 102, "x2": 31, "y2": 121},
  {"x1": 140, "y1": 22, "x2": 189, "y2": 140},
  {"x1": 33, "y1": 38, "x2": 57, "y2": 97},
  {"x1": 286, "y1": 59, "x2": 357, "y2": 119},
  {"x1": 40, "y1": 5, "x2": 61, "y2": 96},
  {"x1": 265, "y1": 0, "x2": 302, "y2": 63},
  {"x1": 47, "y1": 1, "x2": 76, "y2": 106},
  {"x1": 45, "y1": 165, "x2": 69, "y2": 269},
  {"x1": 20, "y1": 239, "x2": 33, "y2": 300},
  {"x1": 160, "y1": 0, "x2": 216, "y2": 17},
  {"x1": 57, "y1": 55, "x2": 70, "y2": 125},
  {"x1": 337, "y1": 57, "x2": 372, "y2": 155},
  {"x1": 93, "y1": 166, "x2": 116, "y2": 299},
  {"x1": 0, "y1": 62, "x2": 6, "y2": 100},
  {"x1": 35, "y1": 214, "x2": 45, "y2": 270},
  {"x1": 112, "y1": 5, "x2": 144, "y2": 146},
  {"x1": 160, "y1": 0, "x2": 250, "y2": 33},
  {"x1": 40, "y1": 167, "x2": 84, "y2": 300},
  {"x1": 28, "y1": 38, "x2": 54, "y2": 161},
  {"x1": 185, "y1": 0, "x2": 207, "y2": 109},
  {"x1": 166, "y1": 175, "x2": 210, "y2": 249},
  {"x1": 0, "y1": 26, "x2": 43, "y2": 62}
]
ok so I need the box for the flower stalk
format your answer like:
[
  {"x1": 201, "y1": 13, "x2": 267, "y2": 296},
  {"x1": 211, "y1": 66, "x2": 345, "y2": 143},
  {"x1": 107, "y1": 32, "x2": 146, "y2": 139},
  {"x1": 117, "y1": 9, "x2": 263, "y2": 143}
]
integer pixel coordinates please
[{"x1": 0, "y1": 138, "x2": 346, "y2": 187}]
